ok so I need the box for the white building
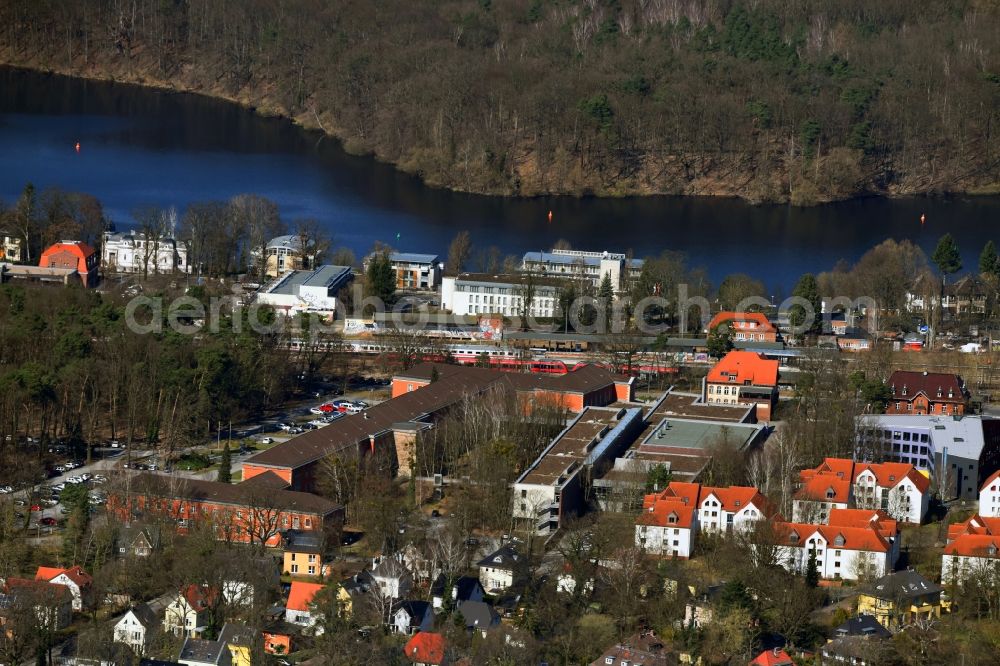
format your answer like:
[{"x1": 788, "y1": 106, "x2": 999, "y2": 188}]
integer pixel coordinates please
[
  {"x1": 476, "y1": 544, "x2": 522, "y2": 593},
  {"x1": 441, "y1": 272, "x2": 561, "y2": 318},
  {"x1": 852, "y1": 463, "x2": 930, "y2": 525},
  {"x1": 113, "y1": 603, "x2": 157, "y2": 656},
  {"x1": 980, "y1": 470, "x2": 1000, "y2": 517},
  {"x1": 102, "y1": 230, "x2": 190, "y2": 274},
  {"x1": 252, "y1": 234, "x2": 314, "y2": 278},
  {"x1": 0, "y1": 231, "x2": 23, "y2": 263},
  {"x1": 255, "y1": 264, "x2": 353, "y2": 315},
  {"x1": 942, "y1": 515, "x2": 1000, "y2": 585},
  {"x1": 388, "y1": 253, "x2": 441, "y2": 290},
  {"x1": 521, "y1": 249, "x2": 643, "y2": 291},
  {"x1": 635, "y1": 500, "x2": 697, "y2": 559},
  {"x1": 163, "y1": 586, "x2": 214, "y2": 638},
  {"x1": 371, "y1": 555, "x2": 413, "y2": 600},
  {"x1": 774, "y1": 523, "x2": 893, "y2": 581},
  {"x1": 696, "y1": 486, "x2": 771, "y2": 534}
]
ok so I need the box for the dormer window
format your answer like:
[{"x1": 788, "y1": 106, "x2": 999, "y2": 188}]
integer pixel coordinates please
[
  {"x1": 668, "y1": 513, "x2": 678, "y2": 524},
  {"x1": 834, "y1": 535, "x2": 846, "y2": 547},
  {"x1": 937, "y1": 387, "x2": 942, "y2": 397},
  {"x1": 902, "y1": 385, "x2": 908, "y2": 396},
  {"x1": 789, "y1": 532, "x2": 799, "y2": 543},
  {"x1": 735, "y1": 500, "x2": 742, "y2": 508},
  {"x1": 826, "y1": 488, "x2": 836, "y2": 499},
  {"x1": 889, "y1": 475, "x2": 895, "y2": 482},
  {"x1": 948, "y1": 389, "x2": 954, "y2": 398}
]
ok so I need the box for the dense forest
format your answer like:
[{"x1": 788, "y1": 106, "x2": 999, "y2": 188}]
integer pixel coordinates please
[{"x1": 1, "y1": 0, "x2": 998, "y2": 203}]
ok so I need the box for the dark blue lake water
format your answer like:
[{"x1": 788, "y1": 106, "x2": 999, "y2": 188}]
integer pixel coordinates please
[{"x1": 1, "y1": 66, "x2": 997, "y2": 291}]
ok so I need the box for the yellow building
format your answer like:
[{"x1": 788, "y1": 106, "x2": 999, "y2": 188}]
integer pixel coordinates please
[
  {"x1": 219, "y1": 623, "x2": 254, "y2": 666},
  {"x1": 857, "y1": 570, "x2": 944, "y2": 631},
  {"x1": 282, "y1": 531, "x2": 326, "y2": 578}
]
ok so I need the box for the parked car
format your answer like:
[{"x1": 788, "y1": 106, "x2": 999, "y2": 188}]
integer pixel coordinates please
[
  {"x1": 259, "y1": 437, "x2": 274, "y2": 445},
  {"x1": 277, "y1": 423, "x2": 293, "y2": 432},
  {"x1": 0, "y1": 486, "x2": 12, "y2": 494},
  {"x1": 147, "y1": 464, "x2": 158, "y2": 471},
  {"x1": 309, "y1": 406, "x2": 326, "y2": 415},
  {"x1": 39, "y1": 517, "x2": 57, "y2": 527},
  {"x1": 344, "y1": 403, "x2": 364, "y2": 414},
  {"x1": 353, "y1": 400, "x2": 370, "y2": 408},
  {"x1": 321, "y1": 413, "x2": 344, "y2": 423},
  {"x1": 29, "y1": 504, "x2": 41, "y2": 512}
]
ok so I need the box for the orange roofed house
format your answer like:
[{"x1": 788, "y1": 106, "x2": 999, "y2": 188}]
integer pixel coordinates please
[
  {"x1": 885, "y1": 370, "x2": 967, "y2": 416},
  {"x1": 942, "y1": 514, "x2": 1000, "y2": 586},
  {"x1": 39, "y1": 240, "x2": 99, "y2": 287},
  {"x1": 702, "y1": 351, "x2": 779, "y2": 421},
  {"x1": 794, "y1": 458, "x2": 930, "y2": 524},
  {"x1": 34, "y1": 565, "x2": 92, "y2": 611},
  {"x1": 706, "y1": 311, "x2": 778, "y2": 343},
  {"x1": 404, "y1": 631, "x2": 447, "y2": 666}
]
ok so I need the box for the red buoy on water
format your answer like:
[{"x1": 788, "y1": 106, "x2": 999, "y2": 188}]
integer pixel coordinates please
[
  {"x1": 547, "y1": 210, "x2": 553, "y2": 223},
  {"x1": 75, "y1": 142, "x2": 80, "y2": 153},
  {"x1": 920, "y1": 213, "x2": 926, "y2": 225}
]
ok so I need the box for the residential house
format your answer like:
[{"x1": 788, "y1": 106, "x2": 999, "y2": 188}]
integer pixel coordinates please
[
  {"x1": 821, "y1": 635, "x2": 888, "y2": 666},
  {"x1": 477, "y1": 543, "x2": 524, "y2": 593},
  {"x1": 217, "y1": 623, "x2": 254, "y2": 666},
  {"x1": 118, "y1": 525, "x2": 162, "y2": 558},
  {"x1": 391, "y1": 599, "x2": 433, "y2": 635},
  {"x1": 178, "y1": 637, "x2": 231, "y2": 666},
  {"x1": 795, "y1": 458, "x2": 929, "y2": 525},
  {"x1": 588, "y1": 631, "x2": 672, "y2": 666},
  {"x1": 283, "y1": 530, "x2": 327, "y2": 578},
  {"x1": 0, "y1": 578, "x2": 73, "y2": 630},
  {"x1": 833, "y1": 614, "x2": 892, "y2": 640},
  {"x1": 827, "y1": 509, "x2": 901, "y2": 567},
  {"x1": 429, "y1": 574, "x2": 484, "y2": 611},
  {"x1": 386, "y1": 252, "x2": 441, "y2": 290},
  {"x1": 683, "y1": 584, "x2": 724, "y2": 629},
  {"x1": 852, "y1": 461, "x2": 930, "y2": 524},
  {"x1": 34, "y1": 564, "x2": 92, "y2": 611},
  {"x1": 163, "y1": 585, "x2": 218, "y2": 638},
  {"x1": 371, "y1": 554, "x2": 413, "y2": 599},
  {"x1": 635, "y1": 490, "x2": 698, "y2": 559},
  {"x1": 0, "y1": 231, "x2": 23, "y2": 262},
  {"x1": 857, "y1": 570, "x2": 944, "y2": 631},
  {"x1": 835, "y1": 327, "x2": 872, "y2": 352},
  {"x1": 403, "y1": 631, "x2": 447, "y2": 666},
  {"x1": 113, "y1": 603, "x2": 158, "y2": 656},
  {"x1": 705, "y1": 311, "x2": 779, "y2": 343},
  {"x1": 773, "y1": 522, "x2": 893, "y2": 581},
  {"x1": 337, "y1": 571, "x2": 374, "y2": 618},
  {"x1": 885, "y1": 371, "x2": 967, "y2": 416},
  {"x1": 261, "y1": 622, "x2": 294, "y2": 655},
  {"x1": 457, "y1": 600, "x2": 499, "y2": 637},
  {"x1": 941, "y1": 514, "x2": 1000, "y2": 586},
  {"x1": 750, "y1": 648, "x2": 794, "y2": 666},
  {"x1": 285, "y1": 581, "x2": 324, "y2": 629},
  {"x1": 702, "y1": 351, "x2": 779, "y2": 421},
  {"x1": 980, "y1": 470, "x2": 1000, "y2": 517},
  {"x1": 254, "y1": 235, "x2": 314, "y2": 278},
  {"x1": 39, "y1": 240, "x2": 99, "y2": 287},
  {"x1": 102, "y1": 230, "x2": 190, "y2": 275},
  {"x1": 906, "y1": 274, "x2": 989, "y2": 316}
]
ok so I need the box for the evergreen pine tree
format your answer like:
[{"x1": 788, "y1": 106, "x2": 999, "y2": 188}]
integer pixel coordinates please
[
  {"x1": 979, "y1": 240, "x2": 1000, "y2": 278},
  {"x1": 805, "y1": 548, "x2": 820, "y2": 588},
  {"x1": 790, "y1": 273, "x2": 821, "y2": 335},
  {"x1": 218, "y1": 442, "x2": 232, "y2": 484},
  {"x1": 931, "y1": 234, "x2": 962, "y2": 282}
]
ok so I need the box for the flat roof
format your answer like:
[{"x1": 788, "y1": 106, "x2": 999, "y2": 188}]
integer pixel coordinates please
[
  {"x1": 860, "y1": 414, "x2": 986, "y2": 459},
  {"x1": 518, "y1": 408, "x2": 621, "y2": 486},
  {"x1": 638, "y1": 418, "x2": 763, "y2": 454},
  {"x1": 391, "y1": 252, "x2": 439, "y2": 264},
  {"x1": 450, "y1": 272, "x2": 567, "y2": 289},
  {"x1": 522, "y1": 250, "x2": 643, "y2": 268},
  {"x1": 265, "y1": 265, "x2": 352, "y2": 295}
]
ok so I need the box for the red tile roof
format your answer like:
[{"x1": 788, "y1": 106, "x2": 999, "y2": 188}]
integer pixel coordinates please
[
  {"x1": 773, "y1": 522, "x2": 890, "y2": 553},
  {"x1": 706, "y1": 312, "x2": 776, "y2": 334},
  {"x1": 706, "y1": 351, "x2": 779, "y2": 387},
  {"x1": 827, "y1": 509, "x2": 898, "y2": 540},
  {"x1": 181, "y1": 584, "x2": 218, "y2": 610},
  {"x1": 750, "y1": 648, "x2": 794, "y2": 666},
  {"x1": 38, "y1": 241, "x2": 96, "y2": 273},
  {"x1": 638, "y1": 495, "x2": 696, "y2": 529},
  {"x1": 404, "y1": 631, "x2": 446, "y2": 665},
  {"x1": 981, "y1": 469, "x2": 1000, "y2": 493},
  {"x1": 5, "y1": 577, "x2": 73, "y2": 604},
  {"x1": 794, "y1": 475, "x2": 852, "y2": 504},
  {"x1": 698, "y1": 485, "x2": 771, "y2": 514},
  {"x1": 286, "y1": 581, "x2": 324, "y2": 612},
  {"x1": 944, "y1": 534, "x2": 1000, "y2": 558},
  {"x1": 34, "y1": 565, "x2": 92, "y2": 588},
  {"x1": 947, "y1": 515, "x2": 1000, "y2": 542},
  {"x1": 855, "y1": 462, "x2": 930, "y2": 493}
]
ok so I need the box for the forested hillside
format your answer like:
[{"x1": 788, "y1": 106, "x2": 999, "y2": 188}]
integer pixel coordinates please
[{"x1": 2, "y1": 0, "x2": 998, "y2": 203}]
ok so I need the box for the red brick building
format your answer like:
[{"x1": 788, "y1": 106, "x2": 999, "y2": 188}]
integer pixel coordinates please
[
  {"x1": 38, "y1": 241, "x2": 99, "y2": 287},
  {"x1": 109, "y1": 472, "x2": 342, "y2": 547},
  {"x1": 244, "y1": 363, "x2": 633, "y2": 492},
  {"x1": 886, "y1": 370, "x2": 967, "y2": 416}
]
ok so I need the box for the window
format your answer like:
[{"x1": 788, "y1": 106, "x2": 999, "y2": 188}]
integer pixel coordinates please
[
  {"x1": 606, "y1": 659, "x2": 613, "y2": 665},
  {"x1": 291, "y1": 564, "x2": 299, "y2": 573}
]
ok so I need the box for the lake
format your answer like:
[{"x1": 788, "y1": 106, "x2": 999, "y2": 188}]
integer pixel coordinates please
[{"x1": 1, "y1": 66, "x2": 998, "y2": 290}]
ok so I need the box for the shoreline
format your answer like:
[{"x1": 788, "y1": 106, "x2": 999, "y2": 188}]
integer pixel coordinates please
[{"x1": 5, "y1": 61, "x2": 998, "y2": 206}]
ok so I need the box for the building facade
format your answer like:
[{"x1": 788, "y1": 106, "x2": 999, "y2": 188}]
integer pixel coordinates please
[
  {"x1": 255, "y1": 264, "x2": 354, "y2": 315},
  {"x1": 102, "y1": 230, "x2": 190, "y2": 274},
  {"x1": 39, "y1": 240, "x2": 99, "y2": 287},
  {"x1": 388, "y1": 253, "x2": 440, "y2": 290},
  {"x1": 702, "y1": 351, "x2": 779, "y2": 421},
  {"x1": 885, "y1": 371, "x2": 967, "y2": 416},
  {"x1": 521, "y1": 249, "x2": 643, "y2": 291},
  {"x1": 440, "y1": 273, "x2": 562, "y2": 318}
]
